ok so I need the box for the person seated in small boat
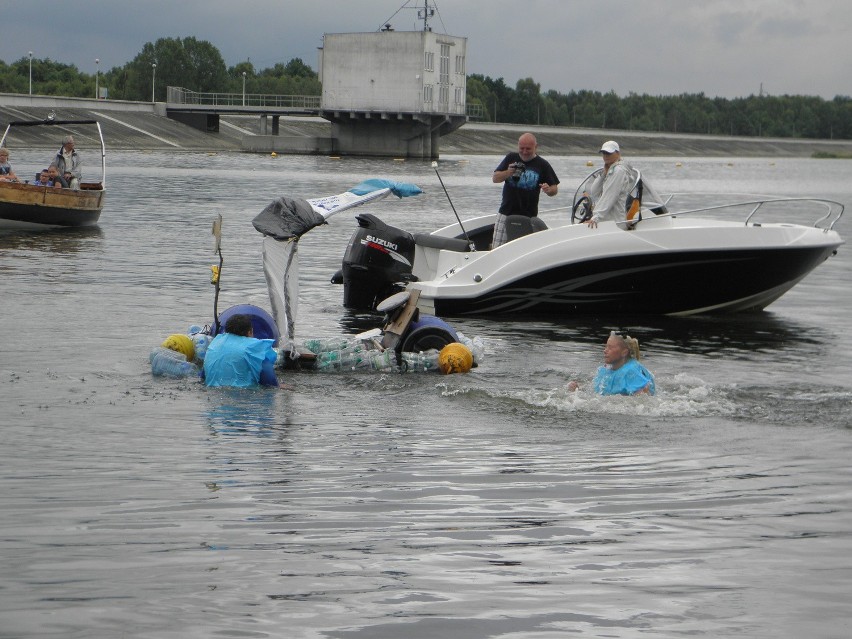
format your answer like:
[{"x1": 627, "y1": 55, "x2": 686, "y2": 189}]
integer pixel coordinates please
[
  {"x1": 47, "y1": 163, "x2": 69, "y2": 188},
  {"x1": 584, "y1": 141, "x2": 633, "y2": 229},
  {"x1": 568, "y1": 330, "x2": 655, "y2": 395},
  {"x1": 0, "y1": 148, "x2": 19, "y2": 182},
  {"x1": 202, "y1": 313, "x2": 282, "y2": 388},
  {"x1": 35, "y1": 169, "x2": 61, "y2": 188},
  {"x1": 53, "y1": 135, "x2": 82, "y2": 189}
]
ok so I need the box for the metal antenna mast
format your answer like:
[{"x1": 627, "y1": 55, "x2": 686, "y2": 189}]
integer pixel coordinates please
[{"x1": 418, "y1": 0, "x2": 434, "y2": 31}]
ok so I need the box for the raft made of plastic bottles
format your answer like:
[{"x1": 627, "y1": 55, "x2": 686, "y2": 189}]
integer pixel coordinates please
[{"x1": 150, "y1": 346, "x2": 199, "y2": 377}]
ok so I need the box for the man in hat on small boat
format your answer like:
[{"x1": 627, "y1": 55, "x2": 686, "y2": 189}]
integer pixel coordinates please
[{"x1": 53, "y1": 135, "x2": 82, "y2": 189}]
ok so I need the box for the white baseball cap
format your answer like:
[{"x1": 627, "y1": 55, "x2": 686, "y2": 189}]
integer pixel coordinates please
[{"x1": 599, "y1": 140, "x2": 620, "y2": 154}]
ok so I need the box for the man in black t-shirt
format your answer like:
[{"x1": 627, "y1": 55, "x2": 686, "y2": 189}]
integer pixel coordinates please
[{"x1": 491, "y1": 132, "x2": 560, "y2": 247}]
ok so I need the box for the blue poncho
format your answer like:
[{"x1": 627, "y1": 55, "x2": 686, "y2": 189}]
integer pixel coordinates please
[
  {"x1": 203, "y1": 333, "x2": 277, "y2": 388},
  {"x1": 593, "y1": 359, "x2": 655, "y2": 396}
]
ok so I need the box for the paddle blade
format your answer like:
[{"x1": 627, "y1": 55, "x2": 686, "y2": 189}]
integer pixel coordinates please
[{"x1": 212, "y1": 214, "x2": 223, "y2": 253}]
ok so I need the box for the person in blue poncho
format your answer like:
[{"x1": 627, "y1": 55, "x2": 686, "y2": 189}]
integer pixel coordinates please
[
  {"x1": 202, "y1": 314, "x2": 281, "y2": 388},
  {"x1": 568, "y1": 331, "x2": 655, "y2": 396}
]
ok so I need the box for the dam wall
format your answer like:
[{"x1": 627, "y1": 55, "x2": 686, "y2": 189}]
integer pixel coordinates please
[{"x1": 2, "y1": 94, "x2": 851, "y2": 158}]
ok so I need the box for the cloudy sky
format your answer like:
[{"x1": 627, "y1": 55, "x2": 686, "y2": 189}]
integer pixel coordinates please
[{"x1": 1, "y1": 0, "x2": 848, "y2": 99}]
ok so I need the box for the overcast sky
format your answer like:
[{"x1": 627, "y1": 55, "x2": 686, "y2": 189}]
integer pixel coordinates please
[{"x1": 1, "y1": 0, "x2": 848, "y2": 99}]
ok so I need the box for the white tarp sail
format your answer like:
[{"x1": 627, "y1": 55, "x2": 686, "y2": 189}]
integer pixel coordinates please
[
  {"x1": 261, "y1": 235, "x2": 298, "y2": 354},
  {"x1": 252, "y1": 180, "x2": 422, "y2": 355},
  {"x1": 307, "y1": 187, "x2": 392, "y2": 220}
]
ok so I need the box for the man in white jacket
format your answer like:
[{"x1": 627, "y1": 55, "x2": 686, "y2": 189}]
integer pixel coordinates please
[
  {"x1": 586, "y1": 140, "x2": 632, "y2": 229},
  {"x1": 53, "y1": 135, "x2": 82, "y2": 189}
]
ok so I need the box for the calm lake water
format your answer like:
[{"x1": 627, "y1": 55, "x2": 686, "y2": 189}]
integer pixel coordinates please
[{"x1": 1, "y1": 150, "x2": 851, "y2": 639}]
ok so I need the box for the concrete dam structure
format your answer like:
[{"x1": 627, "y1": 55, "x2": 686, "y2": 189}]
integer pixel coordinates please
[{"x1": 2, "y1": 94, "x2": 851, "y2": 159}]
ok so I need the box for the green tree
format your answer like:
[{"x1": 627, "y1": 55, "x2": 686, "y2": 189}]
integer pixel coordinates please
[
  {"x1": 121, "y1": 37, "x2": 228, "y2": 101},
  {"x1": 282, "y1": 58, "x2": 316, "y2": 79}
]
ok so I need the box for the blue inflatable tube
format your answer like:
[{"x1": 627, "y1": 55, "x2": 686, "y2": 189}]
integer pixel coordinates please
[
  {"x1": 399, "y1": 314, "x2": 458, "y2": 352},
  {"x1": 217, "y1": 304, "x2": 280, "y2": 345}
]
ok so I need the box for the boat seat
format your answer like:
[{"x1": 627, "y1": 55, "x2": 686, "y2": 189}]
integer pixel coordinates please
[
  {"x1": 414, "y1": 233, "x2": 471, "y2": 252},
  {"x1": 504, "y1": 215, "x2": 548, "y2": 242}
]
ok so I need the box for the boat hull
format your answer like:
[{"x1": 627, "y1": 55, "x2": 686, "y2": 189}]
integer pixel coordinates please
[
  {"x1": 408, "y1": 216, "x2": 843, "y2": 317},
  {"x1": 424, "y1": 245, "x2": 838, "y2": 317},
  {"x1": 0, "y1": 181, "x2": 104, "y2": 230}
]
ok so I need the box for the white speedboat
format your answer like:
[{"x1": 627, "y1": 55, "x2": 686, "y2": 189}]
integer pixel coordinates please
[{"x1": 337, "y1": 170, "x2": 844, "y2": 316}]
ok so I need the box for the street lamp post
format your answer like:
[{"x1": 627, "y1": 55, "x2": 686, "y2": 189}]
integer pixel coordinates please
[
  {"x1": 242, "y1": 71, "x2": 246, "y2": 106},
  {"x1": 151, "y1": 63, "x2": 156, "y2": 103},
  {"x1": 28, "y1": 51, "x2": 33, "y2": 95},
  {"x1": 95, "y1": 58, "x2": 99, "y2": 99}
]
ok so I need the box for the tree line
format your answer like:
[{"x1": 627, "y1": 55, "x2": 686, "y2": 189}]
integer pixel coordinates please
[
  {"x1": 0, "y1": 37, "x2": 321, "y2": 103},
  {"x1": 1, "y1": 36, "x2": 850, "y2": 140},
  {"x1": 467, "y1": 75, "x2": 852, "y2": 140}
]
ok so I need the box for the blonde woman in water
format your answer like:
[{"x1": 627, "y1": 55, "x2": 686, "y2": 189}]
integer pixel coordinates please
[{"x1": 568, "y1": 331, "x2": 655, "y2": 395}]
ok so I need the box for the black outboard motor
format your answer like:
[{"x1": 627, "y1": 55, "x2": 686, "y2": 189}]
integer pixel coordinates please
[{"x1": 341, "y1": 213, "x2": 417, "y2": 310}]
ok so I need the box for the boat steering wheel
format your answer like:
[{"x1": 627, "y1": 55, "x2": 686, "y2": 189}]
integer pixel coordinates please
[{"x1": 572, "y1": 194, "x2": 593, "y2": 224}]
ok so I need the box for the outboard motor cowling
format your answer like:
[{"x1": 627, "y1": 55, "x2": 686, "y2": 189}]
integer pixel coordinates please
[{"x1": 341, "y1": 213, "x2": 416, "y2": 310}]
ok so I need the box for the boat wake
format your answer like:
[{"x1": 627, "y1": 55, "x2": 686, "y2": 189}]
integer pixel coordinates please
[{"x1": 442, "y1": 373, "x2": 738, "y2": 418}]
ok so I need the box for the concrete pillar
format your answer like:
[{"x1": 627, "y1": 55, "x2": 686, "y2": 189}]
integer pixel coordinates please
[
  {"x1": 326, "y1": 113, "x2": 465, "y2": 158},
  {"x1": 166, "y1": 111, "x2": 219, "y2": 132},
  {"x1": 259, "y1": 114, "x2": 268, "y2": 135},
  {"x1": 272, "y1": 116, "x2": 280, "y2": 136}
]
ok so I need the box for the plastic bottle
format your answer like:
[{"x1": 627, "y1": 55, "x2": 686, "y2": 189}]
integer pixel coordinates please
[
  {"x1": 368, "y1": 349, "x2": 396, "y2": 372},
  {"x1": 456, "y1": 332, "x2": 485, "y2": 365},
  {"x1": 150, "y1": 346, "x2": 200, "y2": 377},
  {"x1": 303, "y1": 337, "x2": 353, "y2": 355},
  {"x1": 191, "y1": 333, "x2": 212, "y2": 362},
  {"x1": 400, "y1": 349, "x2": 440, "y2": 372},
  {"x1": 316, "y1": 343, "x2": 368, "y2": 371}
]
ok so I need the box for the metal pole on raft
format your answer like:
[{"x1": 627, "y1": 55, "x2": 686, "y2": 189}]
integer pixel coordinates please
[
  {"x1": 211, "y1": 214, "x2": 224, "y2": 335},
  {"x1": 432, "y1": 161, "x2": 475, "y2": 251}
]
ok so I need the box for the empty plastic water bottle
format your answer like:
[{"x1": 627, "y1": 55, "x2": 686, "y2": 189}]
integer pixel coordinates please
[
  {"x1": 150, "y1": 347, "x2": 200, "y2": 377},
  {"x1": 456, "y1": 332, "x2": 485, "y2": 365},
  {"x1": 303, "y1": 337, "x2": 353, "y2": 355},
  {"x1": 191, "y1": 333, "x2": 212, "y2": 361},
  {"x1": 316, "y1": 343, "x2": 368, "y2": 371},
  {"x1": 400, "y1": 349, "x2": 440, "y2": 372},
  {"x1": 368, "y1": 349, "x2": 396, "y2": 372}
]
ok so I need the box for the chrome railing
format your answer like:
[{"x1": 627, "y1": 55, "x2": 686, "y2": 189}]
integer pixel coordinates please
[{"x1": 651, "y1": 195, "x2": 844, "y2": 232}]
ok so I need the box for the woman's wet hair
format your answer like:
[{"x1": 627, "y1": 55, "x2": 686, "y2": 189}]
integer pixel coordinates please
[{"x1": 609, "y1": 330, "x2": 642, "y2": 361}]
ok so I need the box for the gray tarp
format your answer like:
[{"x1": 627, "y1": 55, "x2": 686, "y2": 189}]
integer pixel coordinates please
[{"x1": 251, "y1": 196, "x2": 326, "y2": 240}]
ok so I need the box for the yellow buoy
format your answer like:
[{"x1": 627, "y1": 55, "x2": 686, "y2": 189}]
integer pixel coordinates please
[
  {"x1": 270, "y1": 151, "x2": 278, "y2": 158},
  {"x1": 675, "y1": 162, "x2": 683, "y2": 167},
  {"x1": 438, "y1": 342, "x2": 474, "y2": 375},
  {"x1": 161, "y1": 334, "x2": 195, "y2": 362},
  {"x1": 586, "y1": 160, "x2": 594, "y2": 167}
]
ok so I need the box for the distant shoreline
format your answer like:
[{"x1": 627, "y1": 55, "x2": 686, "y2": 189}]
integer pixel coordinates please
[
  {"x1": 444, "y1": 122, "x2": 852, "y2": 158},
  {"x1": 2, "y1": 99, "x2": 851, "y2": 157}
]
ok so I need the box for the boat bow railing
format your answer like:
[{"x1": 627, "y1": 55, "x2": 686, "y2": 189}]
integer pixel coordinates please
[{"x1": 631, "y1": 195, "x2": 844, "y2": 232}]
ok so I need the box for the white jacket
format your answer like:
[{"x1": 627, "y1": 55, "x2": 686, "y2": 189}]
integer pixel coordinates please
[{"x1": 589, "y1": 159, "x2": 632, "y2": 223}]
